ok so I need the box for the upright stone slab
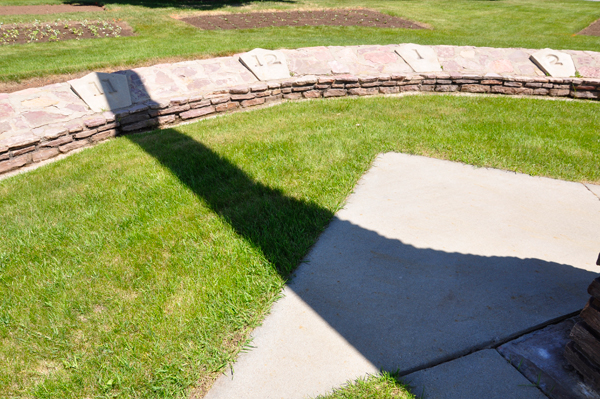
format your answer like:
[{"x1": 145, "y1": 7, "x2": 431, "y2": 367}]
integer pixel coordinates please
[
  {"x1": 239, "y1": 48, "x2": 290, "y2": 81},
  {"x1": 395, "y1": 43, "x2": 442, "y2": 72},
  {"x1": 530, "y1": 49, "x2": 576, "y2": 77},
  {"x1": 70, "y1": 72, "x2": 132, "y2": 112}
]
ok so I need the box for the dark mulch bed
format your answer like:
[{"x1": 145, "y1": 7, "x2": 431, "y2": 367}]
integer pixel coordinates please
[
  {"x1": 0, "y1": 4, "x2": 104, "y2": 16},
  {"x1": 579, "y1": 18, "x2": 600, "y2": 36},
  {"x1": 180, "y1": 9, "x2": 426, "y2": 30},
  {"x1": 0, "y1": 20, "x2": 133, "y2": 46}
]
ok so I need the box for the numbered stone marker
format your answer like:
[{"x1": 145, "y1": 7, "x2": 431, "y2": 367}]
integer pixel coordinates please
[
  {"x1": 70, "y1": 72, "x2": 132, "y2": 112},
  {"x1": 239, "y1": 48, "x2": 290, "y2": 81},
  {"x1": 395, "y1": 43, "x2": 442, "y2": 73},
  {"x1": 530, "y1": 49, "x2": 576, "y2": 77}
]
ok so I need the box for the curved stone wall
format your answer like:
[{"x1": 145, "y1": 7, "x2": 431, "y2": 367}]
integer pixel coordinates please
[{"x1": 1, "y1": 44, "x2": 599, "y2": 176}]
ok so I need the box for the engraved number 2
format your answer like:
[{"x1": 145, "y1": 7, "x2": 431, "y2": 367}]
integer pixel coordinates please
[{"x1": 546, "y1": 54, "x2": 563, "y2": 66}]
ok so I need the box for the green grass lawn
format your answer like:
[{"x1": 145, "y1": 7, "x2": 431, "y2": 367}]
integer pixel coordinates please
[
  {"x1": 0, "y1": 0, "x2": 599, "y2": 82},
  {"x1": 0, "y1": 94, "x2": 599, "y2": 398}
]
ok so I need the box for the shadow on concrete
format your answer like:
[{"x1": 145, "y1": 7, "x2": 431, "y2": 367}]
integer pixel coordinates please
[{"x1": 127, "y1": 127, "x2": 597, "y2": 376}]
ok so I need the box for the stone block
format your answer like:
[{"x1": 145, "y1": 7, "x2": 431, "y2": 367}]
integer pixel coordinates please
[
  {"x1": 399, "y1": 85, "x2": 419, "y2": 92},
  {"x1": 323, "y1": 89, "x2": 347, "y2": 98},
  {"x1": 97, "y1": 122, "x2": 119, "y2": 132},
  {"x1": 360, "y1": 82, "x2": 380, "y2": 88},
  {"x1": 462, "y1": 84, "x2": 490, "y2": 93},
  {"x1": 303, "y1": 90, "x2": 322, "y2": 98},
  {"x1": 380, "y1": 86, "x2": 400, "y2": 94},
  {"x1": 180, "y1": 106, "x2": 216, "y2": 120},
  {"x1": 250, "y1": 83, "x2": 269, "y2": 92},
  {"x1": 42, "y1": 135, "x2": 73, "y2": 147},
  {"x1": 492, "y1": 86, "x2": 517, "y2": 94},
  {"x1": 215, "y1": 102, "x2": 239, "y2": 112},
  {"x1": 239, "y1": 48, "x2": 290, "y2": 81},
  {"x1": 0, "y1": 155, "x2": 29, "y2": 174},
  {"x1": 74, "y1": 130, "x2": 96, "y2": 139},
  {"x1": 59, "y1": 140, "x2": 89, "y2": 153},
  {"x1": 170, "y1": 97, "x2": 188, "y2": 106},
  {"x1": 91, "y1": 129, "x2": 117, "y2": 142},
  {"x1": 231, "y1": 93, "x2": 256, "y2": 101},
  {"x1": 348, "y1": 88, "x2": 378, "y2": 96},
  {"x1": 84, "y1": 117, "x2": 107, "y2": 129},
  {"x1": 482, "y1": 80, "x2": 503, "y2": 85},
  {"x1": 283, "y1": 93, "x2": 303, "y2": 100},
  {"x1": 530, "y1": 49, "x2": 576, "y2": 78},
  {"x1": 155, "y1": 104, "x2": 190, "y2": 116},
  {"x1": 121, "y1": 119, "x2": 158, "y2": 132},
  {"x1": 550, "y1": 89, "x2": 570, "y2": 97},
  {"x1": 69, "y1": 72, "x2": 132, "y2": 112},
  {"x1": 265, "y1": 94, "x2": 283, "y2": 103},
  {"x1": 32, "y1": 148, "x2": 59, "y2": 163},
  {"x1": 334, "y1": 75, "x2": 359, "y2": 83},
  {"x1": 241, "y1": 98, "x2": 266, "y2": 107},
  {"x1": 396, "y1": 43, "x2": 442, "y2": 72},
  {"x1": 5, "y1": 135, "x2": 40, "y2": 150},
  {"x1": 209, "y1": 95, "x2": 231, "y2": 105},
  {"x1": 119, "y1": 112, "x2": 148, "y2": 125},
  {"x1": 157, "y1": 115, "x2": 176, "y2": 125},
  {"x1": 229, "y1": 87, "x2": 249, "y2": 94},
  {"x1": 292, "y1": 86, "x2": 314, "y2": 92},
  {"x1": 12, "y1": 146, "x2": 36, "y2": 156}
]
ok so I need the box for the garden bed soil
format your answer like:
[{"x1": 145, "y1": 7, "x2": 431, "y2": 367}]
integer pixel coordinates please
[
  {"x1": 579, "y1": 19, "x2": 600, "y2": 36},
  {"x1": 0, "y1": 20, "x2": 133, "y2": 46},
  {"x1": 0, "y1": 4, "x2": 104, "y2": 16},
  {"x1": 180, "y1": 9, "x2": 426, "y2": 30}
]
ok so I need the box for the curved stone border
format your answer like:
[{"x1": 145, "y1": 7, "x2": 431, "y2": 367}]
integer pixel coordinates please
[{"x1": 1, "y1": 44, "x2": 599, "y2": 176}]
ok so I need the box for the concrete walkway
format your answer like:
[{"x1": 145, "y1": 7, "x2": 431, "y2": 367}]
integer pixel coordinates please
[{"x1": 205, "y1": 153, "x2": 600, "y2": 399}]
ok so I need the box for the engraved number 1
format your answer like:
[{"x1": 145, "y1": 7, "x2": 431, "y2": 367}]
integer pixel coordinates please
[
  {"x1": 89, "y1": 81, "x2": 104, "y2": 96},
  {"x1": 101, "y1": 79, "x2": 117, "y2": 94}
]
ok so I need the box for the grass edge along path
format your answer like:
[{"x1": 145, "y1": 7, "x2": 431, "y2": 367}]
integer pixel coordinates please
[{"x1": 0, "y1": 95, "x2": 599, "y2": 398}]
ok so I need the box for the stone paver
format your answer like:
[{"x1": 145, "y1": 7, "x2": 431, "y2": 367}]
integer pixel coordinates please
[
  {"x1": 404, "y1": 349, "x2": 548, "y2": 399},
  {"x1": 497, "y1": 318, "x2": 600, "y2": 399},
  {"x1": 205, "y1": 153, "x2": 600, "y2": 399}
]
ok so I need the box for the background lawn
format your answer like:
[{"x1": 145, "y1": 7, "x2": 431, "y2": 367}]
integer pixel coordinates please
[
  {"x1": 0, "y1": 94, "x2": 599, "y2": 398},
  {"x1": 0, "y1": 0, "x2": 599, "y2": 82}
]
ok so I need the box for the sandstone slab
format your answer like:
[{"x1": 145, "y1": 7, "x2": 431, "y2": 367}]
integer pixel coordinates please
[
  {"x1": 239, "y1": 48, "x2": 291, "y2": 81},
  {"x1": 531, "y1": 49, "x2": 577, "y2": 77},
  {"x1": 404, "y1": 350, "x2": 548, "y2": 399},
  {"x1": 70, "y1": 72, "x2": 132, "y2": 112},
  {"x1": 396, "y1": 43, "x2": 442, "y2": 72}
]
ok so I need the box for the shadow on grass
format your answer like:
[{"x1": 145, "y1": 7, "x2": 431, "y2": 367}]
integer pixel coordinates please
[
  {"x1": 127, "y1": 128, "x2": 332, "y2": 275},
  {"x1": 127, "y1": 127, "x2": 597, "y2": 377},
  {"x1": 66, "y1": 0, "x2": 296, "y2": 11}
]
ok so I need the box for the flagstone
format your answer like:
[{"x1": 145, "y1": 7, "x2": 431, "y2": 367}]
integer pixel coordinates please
[{"x1": 283, "y1": 46, "x2": 334, "y2": 75}]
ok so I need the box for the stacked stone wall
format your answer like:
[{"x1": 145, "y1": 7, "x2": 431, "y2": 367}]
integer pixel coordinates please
[{"x1": 1, "y1": 73, "x2": 599, "y2": 176}]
